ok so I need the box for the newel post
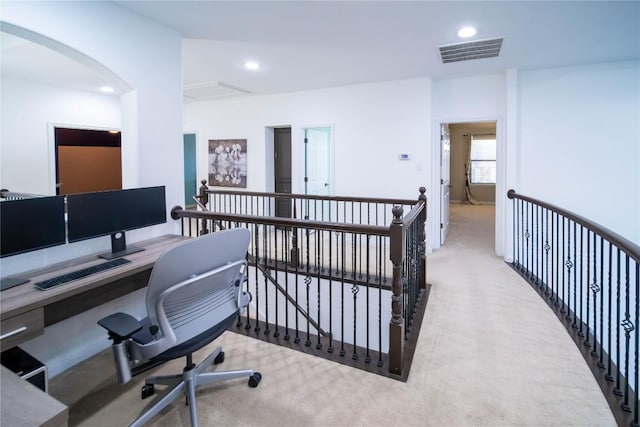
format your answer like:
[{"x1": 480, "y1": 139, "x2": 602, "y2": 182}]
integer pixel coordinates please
[
  {"x1": 198, "y1": 179, "x2": 209, "y2": 235},
  {"x1": 418, "y1": 187, "x2": 427, "y2": 289},
  {"x1": 389, "y1": 205, "x2": 405, "y2": 375}
]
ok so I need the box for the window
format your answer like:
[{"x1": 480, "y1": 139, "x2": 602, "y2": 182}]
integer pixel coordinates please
[{"x1": 470, "y1": 136, "x2": 496, "y2": 184}]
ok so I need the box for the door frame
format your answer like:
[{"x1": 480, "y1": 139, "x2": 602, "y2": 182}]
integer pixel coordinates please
[
  {"x1": 440, "y1": 123, "x2": 450, "y2": 245},
  {"x1": 430, "y1": 116, "x2": 505, "y2": 256},
  {"x1": 298, "y1": 123, "x2": 335, "y2": 196},
  {"x1": 183, "y1": 131, "x2": 198, "y2": 207},
  {"x1": 48, "y1": 122, "x2": 121, "y2": 196}
]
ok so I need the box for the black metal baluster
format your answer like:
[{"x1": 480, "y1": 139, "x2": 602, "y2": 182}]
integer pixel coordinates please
[
  {"x1": 284, "y1": 227, "x2": 290, "y2": 341},
  {"x1": 340, "y1": 231, "x2": 346, "y2": 357},
  {"x1": 519, "y1": 199, "x2": 524, "y2": 271},
  {"x1": 571, "y1": 222, "x2": 578, "y2": 327},
  {"x1": 352, "y1": 233, "x2": 359, "y2": 360},
  {"x1": 524, "y1": 202, "x2": 531, "y2": 277},
  {"x1": 263, "y1": 223, "x2": 270, "y2": 336},
  {"x1": 377, "y1": 235, "x2": 383, "y2": 367},
  {"x1": 365, "y1": 233, "x2": 371, "y2": 364},
  {"x1": 254, "y1": 224, "x2": 262, "y2": 333},
  {"x1": 576, "y1": 225, "x2": 583, "y2": 332},
  {"x1": 633, "y1": 262, "x2": 639, "y2": 426},
  {"x1": 316, "y1": 230, "x2": 322, "y2": 349},
  {"x1": 327, "y1": 230, "x2": 333, "y2": 353},
  {"x1": 554, "y1": 212, "x2": 559, "y2": 306},
  {"x1": 535, "y1": 204, "x2": 540, "y2": 285},
  {"x1": 613, "y1": 248, "x2": 622, "y2": 396},
  {"x1": 304, "y1": 226, "x2": 311, "y2": 347},
  {"x1": 563, "y1": 217, "x2": 572, "y2": 316},
  {"x1": 605, "y1": 242, "x2": 614, "y2": 380},
  {"x1": 294, "y1": 243, "x2": 300, "y2": 344},
  {"x1": 620, "y1": 254, "x2": 632, "y2": 412},
  {"x1": 544, "y1": 208, "x2": 550, "y2": 295},
  {"x1": 249, "y1": 224, "x2": 259, "y2": 332},
  {"x1": 512, "y1": 196, "x2": 517, "y2": 267},
  {"x1": 588, "y1": 231, "x2": 599, "y2": 350},
  {"x1": 597, "y1": 238, "x2": 605, "y2": 366},
  {"x1": 273, "y1": 228, "x2": 280, "y2": 338}
]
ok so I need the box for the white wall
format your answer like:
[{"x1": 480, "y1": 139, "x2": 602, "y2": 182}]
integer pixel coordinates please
[
  {"x1": 431, "y1": 74, "x2": 507, "y2": 253},
  {"x1": 185, "y1": 78, "x2": 431, "y2": 201},
  {"x1": 517, "y1": 60, "x2": 640, "y2": 245},
  {"x1": 1, "y1": 77, "x2": 121, "y2": 196},
  {"x1": 1, "y1": 1, "x2": 184, "y2": 376}
]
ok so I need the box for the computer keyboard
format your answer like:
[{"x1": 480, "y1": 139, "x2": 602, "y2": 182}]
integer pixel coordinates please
[{"x1": 34, "y1": 257, "x2": 131, "y2": 291}]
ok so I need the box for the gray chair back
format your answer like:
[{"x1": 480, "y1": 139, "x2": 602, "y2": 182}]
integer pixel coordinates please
[{"x1": 134, "y1": 228, "x2": 250, "y2": 359}]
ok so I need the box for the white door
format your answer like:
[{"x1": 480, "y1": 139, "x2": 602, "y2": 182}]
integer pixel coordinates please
[
  {"x1": 303, "y1": 127, "x2": 331, "y2": 220},
  {"x1": 440, "y1": 124, "x2": 450, "y2": 244}
]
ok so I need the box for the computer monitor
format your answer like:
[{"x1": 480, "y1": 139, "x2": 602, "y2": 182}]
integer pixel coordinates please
[
  {"x1": 66, "y1": 186, "x2": 166, "y2": 259},
  {"x1": 1, "y1": 195, "x2": 67, "y2": 289}
]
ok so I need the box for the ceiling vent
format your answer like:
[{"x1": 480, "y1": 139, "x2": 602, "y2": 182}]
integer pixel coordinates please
[{"x1": 439, "y1": 38, "x2": 503, "y2": 63}]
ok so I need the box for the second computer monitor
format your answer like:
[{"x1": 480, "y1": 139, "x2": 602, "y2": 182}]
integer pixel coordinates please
[{"x1": 66, "y1": 186, "x2": 166, "y2": 259}]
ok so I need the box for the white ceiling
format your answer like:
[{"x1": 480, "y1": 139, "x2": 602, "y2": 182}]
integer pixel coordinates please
[{"x1": 2, "y1": 1, "x2": 639, "y2": 102}]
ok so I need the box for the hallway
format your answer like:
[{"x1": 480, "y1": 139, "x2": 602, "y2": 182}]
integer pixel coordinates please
[{"x1": 51, "y1": 204, "x2": 615, "y2": 426}]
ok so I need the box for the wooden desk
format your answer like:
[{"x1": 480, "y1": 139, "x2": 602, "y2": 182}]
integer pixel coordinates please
[
  {"x1": 0, "y1": 234, "x2": 187, "y2": 427},
  {"x1": 0, "y1": 234, "x2": 187, "y2": 350},
  {"x1": 1, "y1": 365, "x2": 67, "y2": 427}
]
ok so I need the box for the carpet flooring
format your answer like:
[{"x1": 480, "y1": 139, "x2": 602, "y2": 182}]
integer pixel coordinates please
[{"x1": 50, "y1": 204, "x2": 615, "y2": 426}]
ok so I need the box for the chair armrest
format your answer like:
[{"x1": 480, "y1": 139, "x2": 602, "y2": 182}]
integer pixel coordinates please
[{"x1": 98, "y1": 313, "x2": 143, "y2": 342}]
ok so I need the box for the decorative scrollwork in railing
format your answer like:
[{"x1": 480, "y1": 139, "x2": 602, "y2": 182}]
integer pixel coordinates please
[
  {"x1": 508, "y1": 189, "x2": 639, "y2": 427},
  {"x1": 171, "y1": 185, "x2": 428, "y2": 381}
]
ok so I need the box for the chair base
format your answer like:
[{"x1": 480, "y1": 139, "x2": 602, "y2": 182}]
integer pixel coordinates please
[{"x1": 130, "y1": 346, "x2": 258, "y2": 427}]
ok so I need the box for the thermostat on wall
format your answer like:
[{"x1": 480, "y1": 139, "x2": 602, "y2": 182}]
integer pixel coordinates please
[{"x1": 399, "y1": 153, "x2": 410, "y2": 160}]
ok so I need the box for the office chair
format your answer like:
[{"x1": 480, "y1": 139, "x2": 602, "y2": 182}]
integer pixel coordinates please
[{"x1": 98, "y1": 228, "x2": 261, "y2": 427}]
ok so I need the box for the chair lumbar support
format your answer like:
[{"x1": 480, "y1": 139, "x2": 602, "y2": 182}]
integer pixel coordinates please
[{"x1": 97, "y1": 229, "x2": 261, "y2": 427}]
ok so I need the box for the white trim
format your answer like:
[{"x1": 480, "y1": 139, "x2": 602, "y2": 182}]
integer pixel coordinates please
[
  {"x1": 298, "y1": 123, "x2": 335, "y2": 196},
  {"x1": 47, "y1": 122, "x2": 122, "y2": 196},
  {"x1": 431, "y1": 117, "x2": 504, "y2": 256}
]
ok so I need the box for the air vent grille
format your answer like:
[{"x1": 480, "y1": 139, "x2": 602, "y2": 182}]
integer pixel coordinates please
[{"x1": 439, "y1": 38, "x2": 503, "y2": 63}]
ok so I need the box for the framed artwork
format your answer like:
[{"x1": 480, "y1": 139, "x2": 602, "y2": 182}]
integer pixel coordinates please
[{"x1": 208, "y1": 139, "x2": 247, "y2": 188}]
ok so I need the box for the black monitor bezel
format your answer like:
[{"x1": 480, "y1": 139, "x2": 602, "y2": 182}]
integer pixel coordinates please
[
  {"x1": 66, "y1": 186, "x2": 167, "y2": 244},
  {"x1": 0, "y1": 195, "x2": 67, "y2": 258}
]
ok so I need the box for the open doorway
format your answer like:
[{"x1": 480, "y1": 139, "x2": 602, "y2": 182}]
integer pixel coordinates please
[
  {"x1": 440, "y1": 121, "x2": 497, "y2": 246},
  {"x1": 54, "y1": 126, "x2": 122, "y2": 195},
  {"x1": 273, "y1": 127, "x2": 292, "y2": 218}
]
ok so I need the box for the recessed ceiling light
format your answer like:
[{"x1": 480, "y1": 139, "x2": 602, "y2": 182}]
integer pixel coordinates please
[
  {"x1": 244, "y1": 61, "x2": 260, "y2": 71},
  {"x1": 100, "y1": 86, "x2": 115, "y2": 93},
  {"x1": 458, "y1": 27, "x2": 477, "y2": 38}
]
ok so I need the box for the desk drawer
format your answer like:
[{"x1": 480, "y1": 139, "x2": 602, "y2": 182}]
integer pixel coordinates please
[{"x1": 0, "y1": 309, "x2": 44, "y2": 350}]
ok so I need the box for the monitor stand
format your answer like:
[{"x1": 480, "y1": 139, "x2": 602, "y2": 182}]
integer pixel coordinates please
[
  {"x1": 99, "y1": 232, "x2": 145, "y2": 260},
  {"x1": 1, "y1": 277, "x2": 30, "y2": 291}
]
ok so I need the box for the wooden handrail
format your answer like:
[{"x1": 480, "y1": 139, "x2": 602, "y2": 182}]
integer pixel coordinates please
[
  {"x1": 402, "y1": 200, "x2": 425, "y2": 227},
  {"x1": 171, "y1": 206, "x2": 390, "y2": 237},
  {"x1": 206, "y1": 188, "x2": 417, "y2": 206},
  {"x1": 507, "y1": 189, "x2": 640, "y2": 263}
]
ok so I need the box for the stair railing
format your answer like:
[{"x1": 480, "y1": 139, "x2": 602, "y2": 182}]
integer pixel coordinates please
[{"x1": 508, "y1": 189, "x2": 639, "y2": 427}]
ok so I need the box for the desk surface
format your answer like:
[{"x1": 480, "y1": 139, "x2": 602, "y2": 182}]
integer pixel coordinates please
[
  {"x1": 1, "y1": 365, "x2": 68, "y2": 427},
  {"x1": 0, "y1": 234, "x2": 187, "y2": 321},
  {"x1": 0, "y1": 234, "x2": 188, "y2": 427}
]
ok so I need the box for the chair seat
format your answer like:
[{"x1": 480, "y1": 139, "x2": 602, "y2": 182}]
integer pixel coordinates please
[{"x1": 150, "y1": 313, "x2": 236, "y2": 362}]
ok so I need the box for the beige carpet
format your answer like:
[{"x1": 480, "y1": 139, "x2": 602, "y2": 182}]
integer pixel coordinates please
[{"x1": 50, "y1": 204, "x2": 615, "y2": 426}]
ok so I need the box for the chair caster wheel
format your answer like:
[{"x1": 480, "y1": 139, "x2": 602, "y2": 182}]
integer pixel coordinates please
[
  {"x1": 248, "y1": 372, "x2": 262, "y2": 388},
  {"x1": 141, "y1": 384, "x2": 155, "y2": 399},
  {"x1": 214, "y1": 351, "x2": 225, "y2": 365}
]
